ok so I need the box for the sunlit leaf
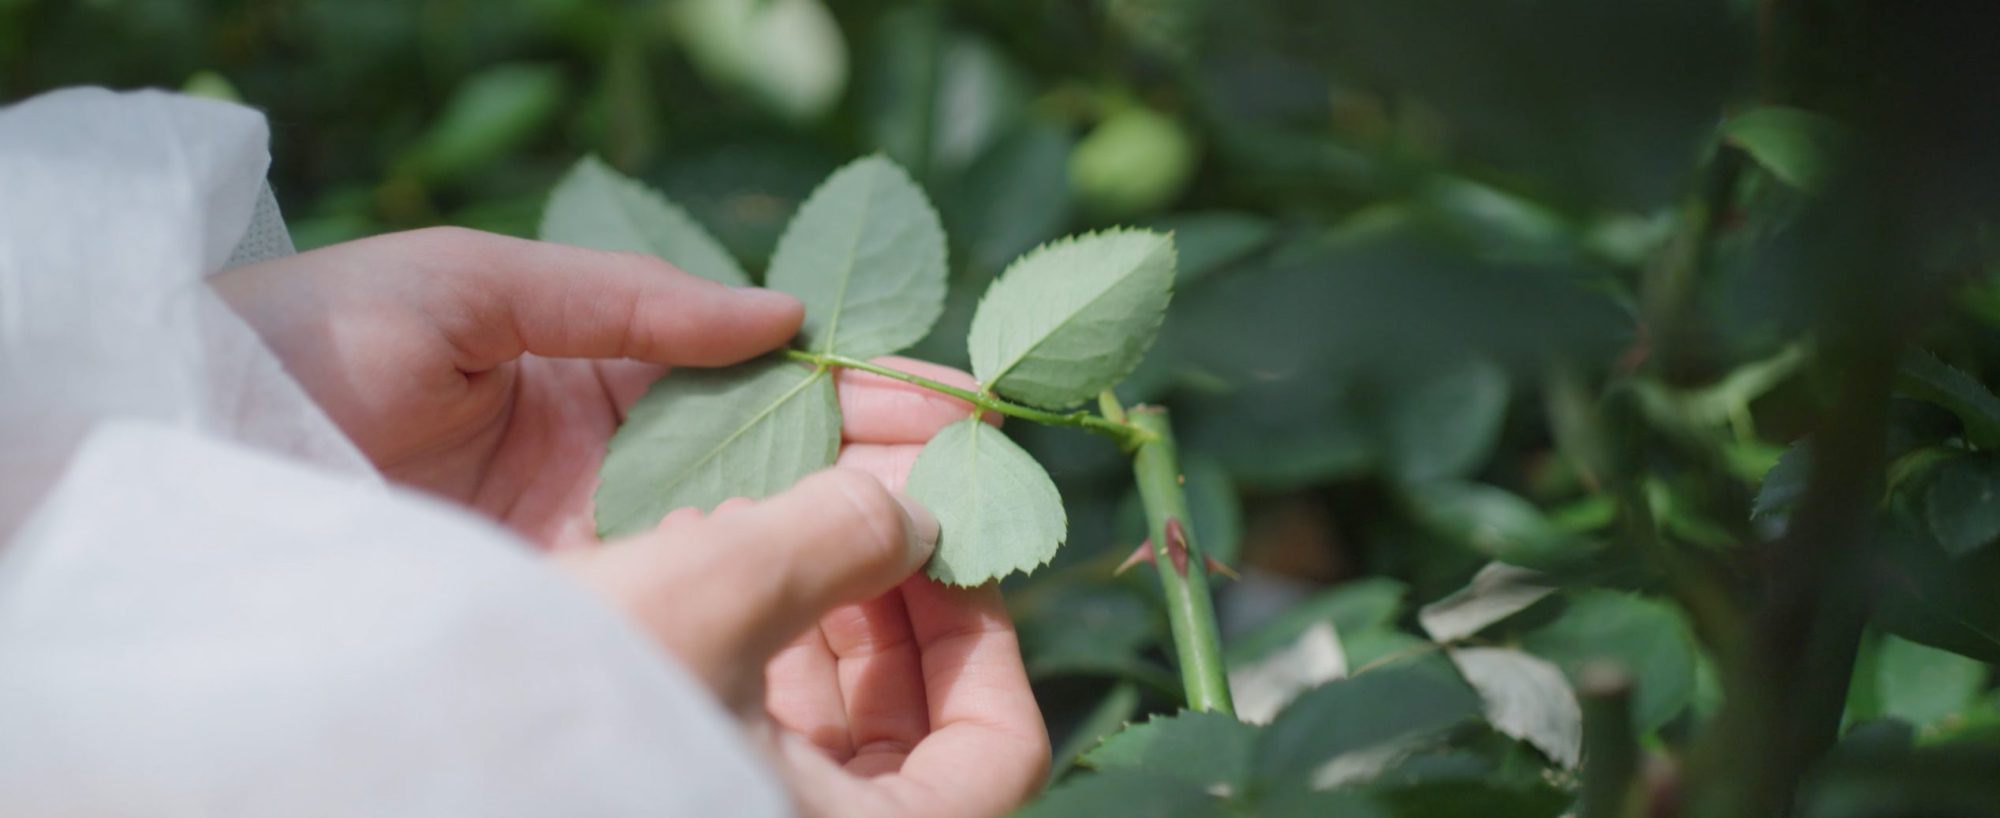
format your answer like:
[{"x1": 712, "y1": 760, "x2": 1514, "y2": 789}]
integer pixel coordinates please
[
  {"x1": 1419, "y1": 562, "x2": 1558, "y2": 644},
  {"x1": 1447, "y1": 647, "x2": 1582, "y2": 768},
  {"x1": 1230, "y1": 622, "x2": 1348, "y2": 724},
  {"x1": 767, "y1": 155, "x2": 948, "y2": 358},
  {"x1": 906, "y1": 418, "x2": 1067, "y2": 585},
  {"x1": 969, "y1": 229, "x2": 1176, "y2": 408},
  {"x1": 595, "y1": 359, "x2": 838, "y2": 538},
  {"x1": 540, "y1": 156, "x2": 749, "y2": 287},
  {"x1": 671, "y1": 0, "x2": 847, "y2": 122}
]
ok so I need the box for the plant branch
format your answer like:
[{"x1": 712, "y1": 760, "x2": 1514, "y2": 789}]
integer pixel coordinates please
[
  {"x1": 1579, "y1": 662, "x2": 1641, "y2": 818},
  {"x1": 1128, "y1": 405, "x2": 1235, "y2": 714},
  {"x1": 784, "y1": 349, "x2": 1149, "y2": 446}
]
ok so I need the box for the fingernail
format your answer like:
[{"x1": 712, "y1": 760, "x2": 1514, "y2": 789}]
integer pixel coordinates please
[{"x1": 891, "y1": 491, "x2": 940, "y2": 558}]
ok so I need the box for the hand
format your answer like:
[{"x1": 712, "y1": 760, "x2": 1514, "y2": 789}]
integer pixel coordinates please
[
  {"x1": 561, "y1": 361, "x2": 1049, "y2": 818},
  {"x1": 214, "y1": 227, "x2": 804, "y2": 550},
  {"x1": 223, "y1": 227, "x2": 1050, "y2": 816}
]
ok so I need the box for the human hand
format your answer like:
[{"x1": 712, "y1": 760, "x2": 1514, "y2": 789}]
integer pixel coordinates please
[
  {"x1": 222, "y1": 227, "x2": 1048, "y2": 816},
  {"x1": 214, "y1": 227, "x2": 804, "y2": 549},
  {"x1": 560, "y1": 362, "x2": 1050, "y2": 818}
]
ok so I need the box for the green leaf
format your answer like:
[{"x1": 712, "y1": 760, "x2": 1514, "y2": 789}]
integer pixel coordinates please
[
  {"x1": 1051, "y1": 683, "x2": 1142, "y2": 779},
  {"x1": 540, "y1": 156, "x2": 749, "y2": 287},
  {"x1": 906, "y1": 419, "x2": 1067, "y2": 585},
  {"x1": 1874, "y1": 633, "x2": 1990, "y2": 730},
  {"x1": 1520, "y1": 590, "x2": 1698, "y2": 732},
  {"x1": 1406, "y1": 482, "x2": 1587, "y2": 570},
  {"x1": 1227, "y1": 578, "x2": 1409, "y2": 671},
  {"x1": 1255, "y1": 662, "x2": 1482, "y2": 785},
  {"x1": 1418, "y1": 562, "x2": 1558, "y2": 644},
  {"x1": 1722, "y1": 105, "x2": 1849, "y2": 192},
  {"x1": 1229, "y1": 621, "x2": 1348, "y2": 724},
  {"x1": 401, "y1": 63, "x2": 565, "y2": 184},
  {"x1": 1013, "y1": 770, "x2": 1231, "y2": 818},
  {"x1": 1754, "y1": 439, "x2": 1812, "y2": 519},
  {"x1": 1378, "y1": 359, "x2": 1511, "y2": 483},
  {"x1": 1924, "y1": 454, "x2": 2000, "y2": 558},
  {"x1": 1081, "y1": 710, "x2": 1261, "y2": 794},
  {"x1": 968, "y1": 229, "x2": 1176, "y2": 408},
  {"x1": 766, "y1": 155, "x2": 948, "y2": 359},
  {"x1": 1446, "y1": 647, "x2": 1581, "y2": 768},
  {"x1": 1874, "y1": 513, "x2": 2000, "y2": 665},
  {"x1": 670, "y1": 0, "x2": 847, "y2": 123},
  {"x1": 1897, "y1": 350, "x2": 2000, "y2": 450},
  {"x1": 594, "y1": 359, "x2": 838, "y2": 538}
]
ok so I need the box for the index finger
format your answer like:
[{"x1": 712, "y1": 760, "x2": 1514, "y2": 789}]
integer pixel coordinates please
[{"x1": 837, "y1": 356, "x2": 1000, "y2": 445}]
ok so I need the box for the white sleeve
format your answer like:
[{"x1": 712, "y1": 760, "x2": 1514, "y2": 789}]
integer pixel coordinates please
[{"x1": 0, "y1": 89, "x2": 791, "y2": 818}]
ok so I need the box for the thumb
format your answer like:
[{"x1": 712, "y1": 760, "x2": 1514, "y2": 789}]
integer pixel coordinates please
[{"x1": 567, "y1": 469, "x2": 939, "y2": 705}]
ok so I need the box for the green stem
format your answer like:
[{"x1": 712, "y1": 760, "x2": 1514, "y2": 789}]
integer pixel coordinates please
[
  {"x1": 784, "y1": 349, "x2": 1148, "y2": 446},
  {"x1": 1128, "y1": 406, "x2": 1235, "y2": 714},
  {"x1": 1579, "y1": 662, "x2": 1641, "y2": 818}
]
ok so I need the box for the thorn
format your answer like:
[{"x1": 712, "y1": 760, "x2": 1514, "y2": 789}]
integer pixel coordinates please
[
  {"x1": 1176, "y1": 473, "x2": 1186, "y2": 485},
  {"x1": 1204, "y1": 556, "x2": 1241, "y2": 580},
  {"x1": 1164, "y1": 517, "x2": 1190, "y2": 577},
  {"x1": 1114, "y1": 539, "x2": 1152, "y2": 576}
]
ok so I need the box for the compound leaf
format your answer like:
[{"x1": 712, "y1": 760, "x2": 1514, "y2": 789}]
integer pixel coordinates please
[
  {"x1": 766, "y1": 155, "x2": 947, "y2": 359},
  {"x1": 541, "y1": 156, "x2": 749, "y2": 287},
  {"x1": 906, "y1": 418, "x2": 1066, "y2": 585},
  {"x1": 969, "y1": 229, "x2": 1175, "y2": 408},
  {"x1": 595, "y1": 359, "x2": 839, "y2": 538}
]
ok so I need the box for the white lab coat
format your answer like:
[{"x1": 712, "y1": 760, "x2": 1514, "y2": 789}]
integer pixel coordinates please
[{"x1": 0, "y1": 88, "x2": 790, "y2": 817}]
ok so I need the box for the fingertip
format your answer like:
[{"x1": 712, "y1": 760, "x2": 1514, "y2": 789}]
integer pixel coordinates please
[{"x1": 891, "y1": 490, "x2": 940, "y2": 558}]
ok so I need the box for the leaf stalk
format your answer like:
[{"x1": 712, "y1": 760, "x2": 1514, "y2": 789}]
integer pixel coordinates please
[{"x1": 783, "y1": 349, "x2": 1150, "y2": 446}]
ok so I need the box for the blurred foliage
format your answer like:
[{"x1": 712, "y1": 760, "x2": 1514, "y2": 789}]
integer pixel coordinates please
[{"x1": 10, "y1": 0, "x2": 2000, "y2": 815}]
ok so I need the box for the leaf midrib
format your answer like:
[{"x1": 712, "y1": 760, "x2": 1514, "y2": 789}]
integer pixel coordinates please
[
  {"x1": 818, "y1": 168, "x2": 881, "y2": 354},
  {"x1": 654, "y1": 368, "x2": 825, "y2": 508},
  {"x1": 984, "y1": 244, "x2": 1154, "y2": 389}
]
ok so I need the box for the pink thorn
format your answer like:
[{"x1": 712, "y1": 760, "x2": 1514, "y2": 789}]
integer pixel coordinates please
[
  {"x1": 1164, "y1": 517, "x2": 1191, "y2": 577},
  {"x1": 1114, "y1": 539, "x2": 1153, "y2": 576}
]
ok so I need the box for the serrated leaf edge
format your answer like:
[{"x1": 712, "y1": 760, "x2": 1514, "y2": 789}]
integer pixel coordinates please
[
  {"x1": 970, "y1": 227, "x2": 1178, "y2": 408},
  {"x1": 540, "y1": 155, "x2": 748, "y2": 286},
  {"x1": 767, "y1": 153, "x2": 951, "y2": 357}
]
